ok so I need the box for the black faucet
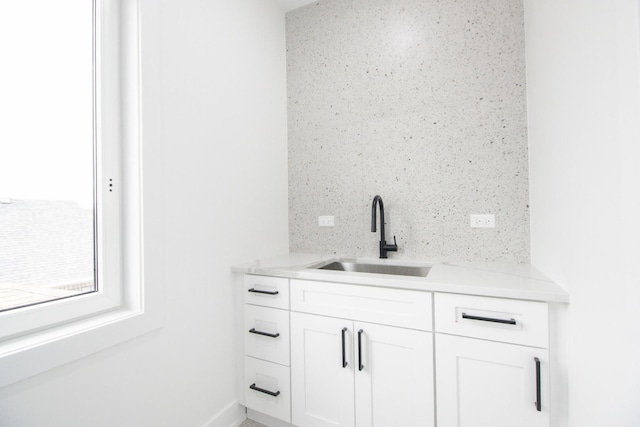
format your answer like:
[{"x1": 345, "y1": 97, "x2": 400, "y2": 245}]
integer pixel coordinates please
[{"x1": 371, "y1": 195, "x2": 398, "y2": 259}]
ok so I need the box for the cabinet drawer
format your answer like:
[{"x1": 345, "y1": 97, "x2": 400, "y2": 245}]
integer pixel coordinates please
[
  {"x1": 434, "y1": 293, "x2": 548, "y2": 348},
  {"x1": 245, "y1": 357, "x2": 291, "y2": 423},
  {"x1": 244, "y1": 304, "x2": 290, "y2": 366},
  {"x1": 290, "y1": 279, "x2": 432, "y2": 331},
  {"x1": 244, "y1": 275, "x2": 289, "y2": 309}
]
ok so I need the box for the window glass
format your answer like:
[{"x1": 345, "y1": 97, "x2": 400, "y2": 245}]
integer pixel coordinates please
[{"x1": 0, "y1": 1, "x2": 95, "y2": 311}]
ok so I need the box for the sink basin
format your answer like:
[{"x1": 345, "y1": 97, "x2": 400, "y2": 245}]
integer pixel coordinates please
[{"x1": 315, "y1": 260, "x2": 431, "y2": 277}]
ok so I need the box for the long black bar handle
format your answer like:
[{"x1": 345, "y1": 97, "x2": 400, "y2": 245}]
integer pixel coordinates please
[
  {"x1": 249, "y1": 328, "x2": 280, "y2": 338},
  {"x1": 248, "y1": 288, "x2": 279, "y2": 295},
  {"x1": 534, "y1": 357, "x2": 541, "y2": 411},
  {"x1": 358, "y1": 329, "x2": 364, "y2": 371},
  {"x1": 249, "y1": 383, "x2": 280, "y2": 397},
  {"x1": 462, "y1": 313, "x2": 517, "y2": 325},
  {"x1": 341, "y1": 327, "x2": 348, "y2": 368}
]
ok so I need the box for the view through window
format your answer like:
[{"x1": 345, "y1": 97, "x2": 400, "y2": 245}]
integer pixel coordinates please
[{"x1": 0, "y1": 1, "x2": 96, "y2": 312}]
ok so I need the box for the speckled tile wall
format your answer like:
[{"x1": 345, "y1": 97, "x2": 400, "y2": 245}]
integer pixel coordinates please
[{"x1": 287, "y1": 0, "x2": 530, "y2": 262}]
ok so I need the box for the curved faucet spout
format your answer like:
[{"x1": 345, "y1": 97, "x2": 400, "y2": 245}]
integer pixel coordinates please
[
  {"x1": 371, "y1": 195, "x2": 398, "y2": 259},
  {"x1": 371, "y1": 195, "x2": 384, "y2": 234}
]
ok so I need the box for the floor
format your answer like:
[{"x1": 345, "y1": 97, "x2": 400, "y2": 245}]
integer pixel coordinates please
[{"x1": 239, "y1": 420, "x2": 267, "y2": 427}]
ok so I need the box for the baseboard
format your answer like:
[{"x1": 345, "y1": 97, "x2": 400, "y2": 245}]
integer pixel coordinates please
[{"x1": 200, "y1": 400, "x2": 246, "y2": 427}]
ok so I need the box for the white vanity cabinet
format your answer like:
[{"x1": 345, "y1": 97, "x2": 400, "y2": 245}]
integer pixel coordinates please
[
  {"x1": 238, "y1": 270, "x2": 560, "y2": 427},
  {"x1": 434, "y1": 293, "x2": 550, "y2": 427},
  {"x1": 289, "y1": 279, "x2": 435, "y2": 427}
]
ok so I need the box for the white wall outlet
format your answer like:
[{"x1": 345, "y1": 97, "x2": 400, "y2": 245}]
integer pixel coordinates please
[
  {"x1": 319, "y1": 215, "x2": 335, "y2": 227},
  {"x1": 470, "y1": 214, "x2": 495, "y2": 228}
]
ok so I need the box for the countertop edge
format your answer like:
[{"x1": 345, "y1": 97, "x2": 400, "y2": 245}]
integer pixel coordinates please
[{"x1": 232, "y1": 253, "x2": 570, "y2": 304}]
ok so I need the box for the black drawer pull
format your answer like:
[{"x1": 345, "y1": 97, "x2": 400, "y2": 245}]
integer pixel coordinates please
[
  {"x1": 534, "y1": 357, "x2": 541, "y2": 411},
  {"x1": 248, "y1": 288, "x2": 279, "y2": 295},
  {"x1": 249, "y1": 328, "x2": 280, "y2": 338},
  {"x1": 462, "y1": 313, "x2": 516, "y2": 325},
  {"x1": 249, "y1": 383, "x2": 280, "y2": 397}
]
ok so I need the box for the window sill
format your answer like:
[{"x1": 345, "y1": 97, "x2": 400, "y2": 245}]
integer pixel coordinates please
[{"x1": 0, "y1": 297, "x2": 163, "y2": 387}]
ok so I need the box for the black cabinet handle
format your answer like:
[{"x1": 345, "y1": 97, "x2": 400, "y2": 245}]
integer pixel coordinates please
[
  {"x1": 358, "y1": 329, "x2": 364, "y2": 371},
  {"x1": 249, "y1": 383, "x2": 280, "y2": 397},
  {"x1": 248, "y1": 288, "x2": 279, "y2": 295},
  {"x1": 341, "y1": 327, "x2": 348, "y2": 368},
  {"x1": 249, "y1": 328, "x2": 280, "y2": 338},
  {"x1": 534, "y1": 357, "x2": 541, "y2": 411},
  {"x1": 461, "y1": 313, "x2": 516, "y2": 325}
]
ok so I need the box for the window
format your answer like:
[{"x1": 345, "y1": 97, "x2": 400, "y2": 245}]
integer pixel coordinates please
[
  {"x1": 0, "y1": 1, "x2": 96, "y2": 313},
  {"x1": 0, "y1": 0, "x2": 162, "y2": 387}
]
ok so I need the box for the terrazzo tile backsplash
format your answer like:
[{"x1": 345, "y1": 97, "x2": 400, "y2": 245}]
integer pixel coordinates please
[{"x1": 287, "y1": 0, "x2": 530, "y2": 262}]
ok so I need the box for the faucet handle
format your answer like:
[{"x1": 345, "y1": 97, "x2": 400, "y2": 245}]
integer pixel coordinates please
[{"x1": 389, "y1": 235, "x2": 398, "y2": 251}]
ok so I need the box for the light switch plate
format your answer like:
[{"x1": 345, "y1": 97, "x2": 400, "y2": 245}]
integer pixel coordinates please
[
  {"x1": 319, "y1": 216, "x2": 335, "y2": 227},
  {"x1": 470, "y1": 214, "x2": 495, "y2": 228}
]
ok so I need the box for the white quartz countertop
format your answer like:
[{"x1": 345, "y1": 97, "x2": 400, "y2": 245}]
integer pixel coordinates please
[{"x1": 232, "y1": 253, "x2": 569, "y2": 303}]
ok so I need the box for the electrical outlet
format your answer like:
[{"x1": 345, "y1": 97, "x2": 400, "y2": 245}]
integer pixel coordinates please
[
  {"x1": 319, "y1": 216, "x2": 335, "y2": 227},
  {"x1": 470, "y1": 214, "x2": 495, "y2": 228}
]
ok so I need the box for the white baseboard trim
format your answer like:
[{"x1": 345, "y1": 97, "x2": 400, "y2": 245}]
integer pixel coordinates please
[{"x1": 201, "y1": 400, "x2": 246, "y2": 427}]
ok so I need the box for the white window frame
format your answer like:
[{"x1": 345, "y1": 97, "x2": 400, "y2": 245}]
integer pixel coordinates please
[{"x1": 0, "y1": 0, "x2": 162, "y2": 387}]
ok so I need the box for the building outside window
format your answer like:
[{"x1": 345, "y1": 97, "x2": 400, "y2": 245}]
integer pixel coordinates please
[{"x1": 0, "y1": 199, "x2": 95, "y2": 311}]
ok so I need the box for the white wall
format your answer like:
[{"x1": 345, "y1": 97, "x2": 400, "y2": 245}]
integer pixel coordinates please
[
  {"x1": 0, "y1": 1, "x2": 289, "y2": 426},
  {"x1": 525, "y1": 0, "x2": 640, "y2": 425}
]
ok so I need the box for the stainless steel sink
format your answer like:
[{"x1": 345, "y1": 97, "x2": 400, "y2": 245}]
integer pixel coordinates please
[{"x1": 315, "y1": 260, "x2": 431, "y2": 277}]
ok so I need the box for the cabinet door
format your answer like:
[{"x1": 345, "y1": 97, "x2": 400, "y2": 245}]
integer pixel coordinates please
[
  {"x1": 436, "y1": 334, "x2": 549, "y2": 427},
  {"x1": 291, "y1": 312, "x2": 355, "y2": 427},
  {"x1": 354, "y1": 322, "x2": 434, "y2": 427}
]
